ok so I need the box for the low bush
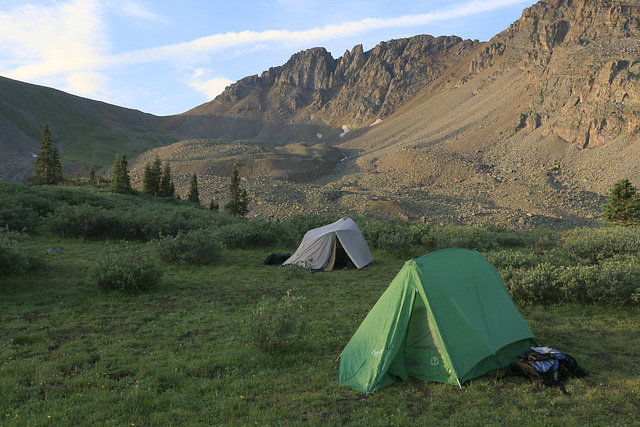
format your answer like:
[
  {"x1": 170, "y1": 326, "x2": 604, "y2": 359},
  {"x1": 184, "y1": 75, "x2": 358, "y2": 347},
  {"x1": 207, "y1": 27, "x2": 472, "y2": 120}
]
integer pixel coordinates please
[
  {"x1": 90, "y1": 243, "x2": 163, "y2": 293},
  {"x1": 502, "y1": 262, "x2": 562, "y2": 303},
  {"x1": 43, "y1": 201, "x2": 234, "y2": 241},
  {"x1": 361, "y1": 219, "x2": 429, "y2": 255},
  {"x1": 0, "y1": 230, "x2": 45, "y2": 276},
  {"x1": 246, "y1": 290, "x2": 308, "y2": 353},
  {"x1": 558, "y1": 255, "x2": 640, "y2": 306},
  {"x1": 425, "y1": 224, "x2": 530, "y2": 252},
  {"x1": 0, "y1": 201, "x2": 42, "y2": 232},
  {"x1": 501, "y1": 254, "x2": 640, "y2": 306},
  {"x1": 153, "y1": 230, "x2": 223, "y2": 265},
  {"x1": 44, "y1": 204, "x2": 127, "y2": 239},
  {"x1": 212, "y1": 221, "x2": 279, "y2": 248},
  {"x1": 559, "y1": 226, "x2": 640, "y2": 264},
  {"x1": 484, "y1": 249, "x2": 546, "y2": 270}
]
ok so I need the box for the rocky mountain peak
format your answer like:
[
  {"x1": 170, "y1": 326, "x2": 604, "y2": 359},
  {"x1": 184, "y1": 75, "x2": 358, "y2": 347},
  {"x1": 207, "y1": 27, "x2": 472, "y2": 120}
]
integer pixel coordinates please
[{"x1": 179, "y1": 34, "x2": 479, "y2": 138}]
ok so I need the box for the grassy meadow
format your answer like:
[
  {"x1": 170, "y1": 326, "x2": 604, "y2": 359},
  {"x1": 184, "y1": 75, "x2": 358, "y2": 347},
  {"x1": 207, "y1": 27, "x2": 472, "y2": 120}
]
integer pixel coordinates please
[{"x1": 2, "y1": 181, "x2": 640, "y2": 425}]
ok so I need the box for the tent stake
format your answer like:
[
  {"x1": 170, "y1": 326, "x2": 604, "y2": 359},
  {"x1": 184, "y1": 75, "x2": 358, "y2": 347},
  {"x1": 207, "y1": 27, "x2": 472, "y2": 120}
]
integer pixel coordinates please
[{"x1": 456, "y1": 379, "x2": 463, "y2": 389}]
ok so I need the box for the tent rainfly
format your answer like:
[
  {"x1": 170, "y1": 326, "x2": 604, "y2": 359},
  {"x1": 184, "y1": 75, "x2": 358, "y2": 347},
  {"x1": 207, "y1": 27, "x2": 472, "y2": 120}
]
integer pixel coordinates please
[
  {"x1": 282, "y1": 217, "x2": 373, "y2": 272},
  {"x1": 337, "y1": 248, "x2": 537, "y2": 392}
]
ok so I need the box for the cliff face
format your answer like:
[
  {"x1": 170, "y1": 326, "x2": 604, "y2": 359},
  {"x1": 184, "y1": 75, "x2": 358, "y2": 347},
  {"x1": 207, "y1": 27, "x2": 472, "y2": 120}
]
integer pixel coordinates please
[
  {"x1": 472, "y1": 0, "x2": 640, "y2": 149},
  {"x1": 180, "y1": 35, "x2": 479, "y2": 128},
  {"x1": 176, "y1": 1, "x2": 640, "y2": 150}
]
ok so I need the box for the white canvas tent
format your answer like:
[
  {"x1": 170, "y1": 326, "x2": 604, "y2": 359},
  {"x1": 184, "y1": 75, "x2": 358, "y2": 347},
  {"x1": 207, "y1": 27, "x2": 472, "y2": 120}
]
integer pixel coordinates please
[{"x1": 282, "y1": 217, "x2": 374, "y2": 272}]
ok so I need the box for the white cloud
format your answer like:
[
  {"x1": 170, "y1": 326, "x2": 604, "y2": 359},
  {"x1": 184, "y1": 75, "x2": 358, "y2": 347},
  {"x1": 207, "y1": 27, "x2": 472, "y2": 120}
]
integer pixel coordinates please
[
  {"x1": 188, "y1": 69, "x2": 234, "y2": 100},
  {"x1": 0, "y1": 0, "x2": 109, "y2": 96},
  {"x1": 110, "y1": 0, "x2": 529, "y2": 66},
  {"x1": 107, "y1": 0, "x2": 166, "y2": 22},
  {"x1": 0, "y1": 0, "x2": 165, "y2": 99},
  {"x1": 0, "y1": 0, "x2": 530, "y2": 110},
  {"x1": 63, "y1": 71, "x2": 111, "y2": 98}
]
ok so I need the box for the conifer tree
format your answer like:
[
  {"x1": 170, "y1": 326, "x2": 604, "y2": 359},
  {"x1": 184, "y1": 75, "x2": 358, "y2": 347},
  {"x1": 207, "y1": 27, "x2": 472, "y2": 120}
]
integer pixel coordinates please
[
  {"x1": 142, "y1": 155, "x2": 162, "y2": 196},
  {"x1": 109, "y1": 154, "x2": 133, "y2": 194},
  {"x1": 120, "y1": 155, "x2": 132, "y2": 192},
  {"x1": 603, "y1": 178, "x2": 640, "y2": 225},
  {"x1": 239, "y1": 189, "x2": 249, "y2": 218},
  {"x1": 88, "y1": 165, "x2": 96, "y2": 186},
  {"x1": 142, "y1": 163, "x2": 152, "y2": 193},
  {"x1": 30, "y1": 123, "x2": 63, "y2": 185},
  {"x1": 187, "y1": 173, "x2": 200, "y2": 204},
  {"x1": 109, "y1": 155, "x2": 122, "y2": 191},
  {"x1": 159, "y1": 161, "x2": 174, "y2": 197},
  {"x1": 225, "y1": 165, "x2": 250, "y2": 217}
]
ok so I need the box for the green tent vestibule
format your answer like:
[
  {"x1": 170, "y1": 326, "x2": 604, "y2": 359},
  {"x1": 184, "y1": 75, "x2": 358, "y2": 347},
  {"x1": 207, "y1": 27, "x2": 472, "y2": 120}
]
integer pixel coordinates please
[{"x1": 337, "y1": 248, "x2": 537, "y2": 392}]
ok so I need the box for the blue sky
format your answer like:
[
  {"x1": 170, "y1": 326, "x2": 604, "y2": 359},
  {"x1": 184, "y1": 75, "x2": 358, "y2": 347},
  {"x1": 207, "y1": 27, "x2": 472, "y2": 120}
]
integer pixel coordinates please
[{"x1": 0, "y1": 0, "x2": 537, "y2": 116}]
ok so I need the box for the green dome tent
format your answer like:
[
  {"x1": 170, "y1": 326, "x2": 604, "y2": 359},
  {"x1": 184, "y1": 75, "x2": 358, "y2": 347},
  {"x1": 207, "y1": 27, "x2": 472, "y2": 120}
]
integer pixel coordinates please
[{"x1": 337, "y1": 248, "x2": 537, "y2": 392}]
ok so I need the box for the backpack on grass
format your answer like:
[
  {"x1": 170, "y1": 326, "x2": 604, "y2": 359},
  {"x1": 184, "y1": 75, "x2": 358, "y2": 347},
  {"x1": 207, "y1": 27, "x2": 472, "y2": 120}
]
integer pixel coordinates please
[
  {"x1": 504, "y1": 346, "x2": 588, "y2": 395},
  {"x1": 264, "y1": 253, "x2": 291, "y2": 265}
]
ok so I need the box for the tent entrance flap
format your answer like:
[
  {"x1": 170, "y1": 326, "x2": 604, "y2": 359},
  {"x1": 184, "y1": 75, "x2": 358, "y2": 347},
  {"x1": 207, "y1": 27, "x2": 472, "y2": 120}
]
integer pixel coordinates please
[
  {"x1": 325, "y1": 237, "x2": 352, "y2": 271},
  {"x1": 403, "y1": 295, "x2": 453, "y2": 384},
  {"x1": 324, "y1": 235, "x2": 337, "y2": 271}
]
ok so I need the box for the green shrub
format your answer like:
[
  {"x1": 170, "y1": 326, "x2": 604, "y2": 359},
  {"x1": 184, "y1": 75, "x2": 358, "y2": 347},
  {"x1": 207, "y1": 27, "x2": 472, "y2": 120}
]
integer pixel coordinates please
[
  {"x1": 0, "y1": 184, "x2": 56, "y2": 231},
  {"x1": 0, "y1": 202, "x2": 42, "y2": 232},
  {"x1": 558, "y1": 255, "x2": 640, "y2": 305},
  {"x1": 45, "y1": 204, "x2": 127, "y2": 239},
  {"x1": 213, "y1": 221, "x2": 278, "y2": 248},
  {"x1": 133, "y1": 205, "x2": 231, "y2": 241},
  {"x1": 426, "y1": 224, "x2": 500, "y2": 252},
  {"x1": 559, "y1": 227, "x2": 640, "y2": 264},
  {"x1": 246, "y1": 291, "x2": 308, "y2": 353},
  {"x1": 360, "y1": 219, "x2": 430, "y2": 255},
  {"x1": 0, "y1": 230, "x2": 45, "y2": 276},
  {"x1": 502, "y1": 262, "x2": 562, "y2": 303},
  {"x1": 43, "y1": 201, "x2": 235, "y2": 241},
  {"x1": 90, "y1": 244, "x2": 163, "y2": 293},
  {"x1": 484, "y1": 249, "x2": 546, "y2": 270},
  {"x1": 153, "y1": 230, "x2": 223, "y2": 265}
]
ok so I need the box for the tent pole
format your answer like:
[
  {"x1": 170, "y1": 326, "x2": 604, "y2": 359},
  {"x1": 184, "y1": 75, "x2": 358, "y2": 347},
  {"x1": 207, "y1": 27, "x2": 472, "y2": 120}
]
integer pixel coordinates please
[{"x1": 456, "y1": 379, "x2": 463, "y2": 389}]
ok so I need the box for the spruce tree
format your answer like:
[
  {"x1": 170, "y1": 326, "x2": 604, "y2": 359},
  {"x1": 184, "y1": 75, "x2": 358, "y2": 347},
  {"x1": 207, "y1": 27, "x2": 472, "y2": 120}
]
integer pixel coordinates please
[
  {"x1": 225, "y1": 165, "x2": 247, "y2": 216},
  {"x1": 30, "y1": 123, "x2": 63, "y2": 185},
  {"x1": 603, "y1": 178, "x2": 640, "y2": 225},
  {"x1": 88, "y1": 165, "x2": 96, "y2": 186},
  {"x1": 239, "y1": 189, "x2": 249, "y2": 218},
  {"x1": 109, "y1": 154, "x2": 133, "y2": 194},
  {"x1": 142, "y1": 156, "x2": 162, "y2": 196},
  {"x1": 120, "y1": 155, "x2": 132, "y2": 192},
  {"x1": 187, "y1": 173, "x2": 200, "y2": 204},
  {"x1": 109, "y1": 155, "x2": 122, "y2": 191},
  {"x1": 159, "y1": 161, "x2": 174, "y2": 197},
  {"x1": 142, "y1": 163, "x2": 153, "y2": 194}
]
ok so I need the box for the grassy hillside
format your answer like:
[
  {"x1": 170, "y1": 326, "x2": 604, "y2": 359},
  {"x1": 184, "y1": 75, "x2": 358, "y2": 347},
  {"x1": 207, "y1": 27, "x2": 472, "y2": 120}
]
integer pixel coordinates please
[
  {"x1": 0, "y1": 76, "x2": 177, "y2": 179},
  {"x1": 1, "y1": 183, "x2": 640, "y2": 424}
]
